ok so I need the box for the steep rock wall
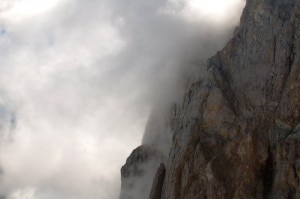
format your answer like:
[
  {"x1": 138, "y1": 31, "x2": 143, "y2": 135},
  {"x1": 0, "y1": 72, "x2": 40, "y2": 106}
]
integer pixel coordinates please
[
  {"x1": 120, "y1": 0, "x2": 300, "y2": 198},
  {"x1": 161, "y1": 0, "x2": 300, "y2": 198}
]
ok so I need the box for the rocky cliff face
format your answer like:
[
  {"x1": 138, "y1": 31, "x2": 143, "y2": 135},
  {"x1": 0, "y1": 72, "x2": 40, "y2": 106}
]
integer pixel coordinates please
[{"x1": 120, "y1": 0, "x2": 300, "y2": 198}]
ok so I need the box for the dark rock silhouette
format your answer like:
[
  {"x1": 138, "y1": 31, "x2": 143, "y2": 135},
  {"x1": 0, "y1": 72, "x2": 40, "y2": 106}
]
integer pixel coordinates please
[{"x1": 149, "y1": 164, "x2": 166, "y2": 199}]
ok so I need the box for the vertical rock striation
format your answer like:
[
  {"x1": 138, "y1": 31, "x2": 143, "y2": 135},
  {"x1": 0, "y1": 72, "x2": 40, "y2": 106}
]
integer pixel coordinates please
[
  {"x1": 149, "y1": 163, "x2": 166, "y2": 199},
  {"x1": 120, "y1": 0, "x2": 300, "y2": 198}
]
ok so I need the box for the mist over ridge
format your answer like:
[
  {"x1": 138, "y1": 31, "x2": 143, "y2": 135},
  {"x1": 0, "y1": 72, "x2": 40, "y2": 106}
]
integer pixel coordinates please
[{"x1": 0, "y1": 0, "x2": 245, "y2": 198}]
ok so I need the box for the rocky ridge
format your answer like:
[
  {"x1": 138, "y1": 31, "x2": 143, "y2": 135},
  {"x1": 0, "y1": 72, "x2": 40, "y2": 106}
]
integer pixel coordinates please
[
  {"x1": 119, "y1": 145, "x2": 164, "y2": 199},
  {"x1": 120, "y1": 0, "x2": 300, "y2": 198}
]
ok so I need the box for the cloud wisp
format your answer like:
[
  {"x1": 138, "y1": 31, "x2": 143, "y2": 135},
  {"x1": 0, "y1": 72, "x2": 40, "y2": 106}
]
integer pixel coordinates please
[{"x1": 0, "y1": 0, "x2": 245, "y2": 198}]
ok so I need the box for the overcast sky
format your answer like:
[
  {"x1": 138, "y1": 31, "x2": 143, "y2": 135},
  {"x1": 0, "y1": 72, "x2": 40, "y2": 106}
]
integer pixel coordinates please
[{"x1": 0, "y1": 0, "x2": 245, "y2": 199}]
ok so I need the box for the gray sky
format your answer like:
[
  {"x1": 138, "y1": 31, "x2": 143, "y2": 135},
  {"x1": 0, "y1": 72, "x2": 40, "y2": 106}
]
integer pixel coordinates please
[{"x1": 0, "y1": 0, "x2": 245, "y2": 198}]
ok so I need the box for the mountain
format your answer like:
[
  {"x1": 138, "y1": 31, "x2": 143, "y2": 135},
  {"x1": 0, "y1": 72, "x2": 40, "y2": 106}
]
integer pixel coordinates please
[{"x1": 120, "y1": 0, "x2": 300, "y2": 198}]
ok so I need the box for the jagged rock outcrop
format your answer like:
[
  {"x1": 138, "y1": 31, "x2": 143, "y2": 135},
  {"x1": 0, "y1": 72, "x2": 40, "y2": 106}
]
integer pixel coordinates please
[
  {"x1": 119, "y1": 145, "x2": 164, "y2": 199},
  {"x1": 120, "y1": 0, "x2": 300, "y2": 198}
]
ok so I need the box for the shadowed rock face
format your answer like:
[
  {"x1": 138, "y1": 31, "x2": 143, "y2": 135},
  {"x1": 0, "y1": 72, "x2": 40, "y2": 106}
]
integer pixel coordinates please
[
  {"x1": 120, "y1": 0, "x2": 300, "y2": 198},
  {"x1": 149, "y1": 164, "x2": 166, "y2": 199}
]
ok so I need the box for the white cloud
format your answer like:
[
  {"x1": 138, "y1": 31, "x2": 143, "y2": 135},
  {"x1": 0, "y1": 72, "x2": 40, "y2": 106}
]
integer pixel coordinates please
[
  {"x1": 8, "y1": 187, "x2": 37, "y2": 199},
  {"x1": 0, "y1": 0, "x2": 245, "y2": 198},
  {"x1": 2, "y1": 0, "x2": 62, "y2": 21}
]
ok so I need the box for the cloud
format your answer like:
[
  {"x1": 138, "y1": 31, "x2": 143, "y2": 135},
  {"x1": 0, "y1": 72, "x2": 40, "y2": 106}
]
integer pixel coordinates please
[{"x1": 0, "y1": 0, "x2": 245, "y2": 198}]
